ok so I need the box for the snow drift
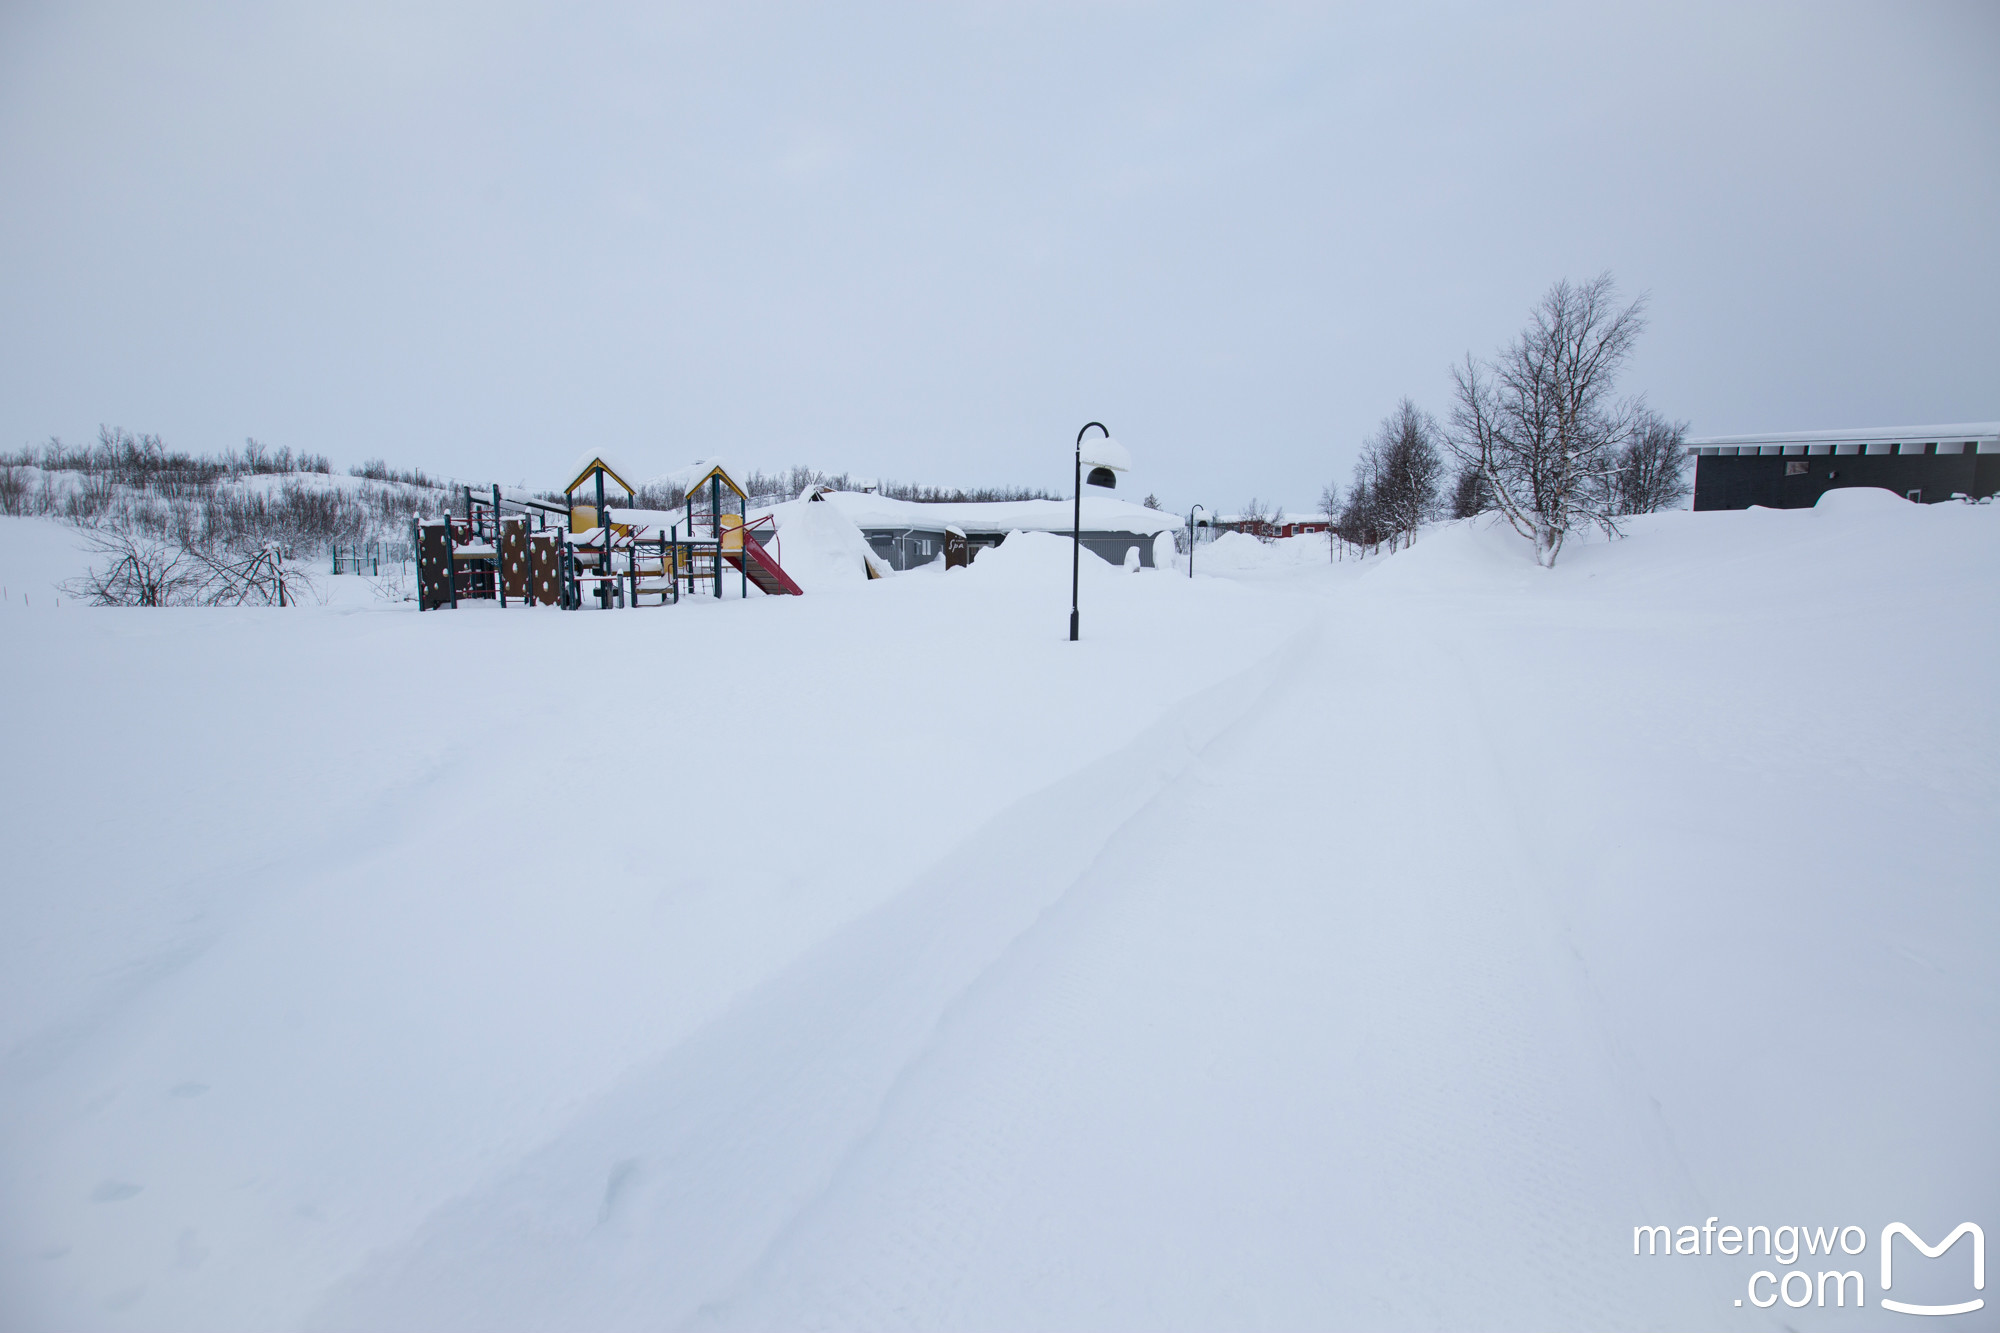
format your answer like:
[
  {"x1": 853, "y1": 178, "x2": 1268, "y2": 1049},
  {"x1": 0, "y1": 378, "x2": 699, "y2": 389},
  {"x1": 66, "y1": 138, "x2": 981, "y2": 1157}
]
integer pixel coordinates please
[{"x1": 1, "y1": 498, "x2": 1994, "y2": 1332}]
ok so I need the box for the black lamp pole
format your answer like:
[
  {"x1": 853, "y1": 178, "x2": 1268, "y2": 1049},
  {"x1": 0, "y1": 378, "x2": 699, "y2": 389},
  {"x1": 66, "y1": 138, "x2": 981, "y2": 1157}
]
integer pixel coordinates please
[
  {"x1": 1187, "y1": 504, "x2": 1206, "y2": 579},
  {"x1": 1072, "y1": 421, "x2": 1108, "y2": 642}
]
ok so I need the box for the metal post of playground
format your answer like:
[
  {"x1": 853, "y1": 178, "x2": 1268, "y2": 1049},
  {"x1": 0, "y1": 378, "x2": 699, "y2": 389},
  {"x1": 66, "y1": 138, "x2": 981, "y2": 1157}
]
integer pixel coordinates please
[
  {"x1": 710, "y1": 473, "x2": 724, "y2": 599},
  {"x1": 493, "y1": 483, "x2": 507, "y2": 607},
  {"x1": 594, "y1": 465, "x2": 609, "y2": 610},
  {"x1": 1187, "y1": 504, "x2": 1207, "y2": 579}
]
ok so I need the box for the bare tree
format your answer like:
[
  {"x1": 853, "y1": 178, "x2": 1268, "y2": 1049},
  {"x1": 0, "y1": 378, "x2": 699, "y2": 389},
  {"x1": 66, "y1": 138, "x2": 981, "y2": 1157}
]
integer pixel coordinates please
[
  {"x1": 1447, "y1": 274, "x2": 1647, "y2": 566},
  {"x1": 1318, "y1": 480, "x2": 1342, "y2": 559},
  {"x1": 194, "y1": 544, "x2": 307, "y2": 605},
  {"x1": 62, "y1": 523, "x2": 314, "y2": 607},
  {"x1": 1337, "y1": 474, "x2": 1385, "y2": 556},
  {"x1": 1448, "y1": 464, "x2": 1490, "y2": 519},
  {"x1": 62, "y1": 527, "x2": 209, "y2": 606},
  {"x1": 1610, "y1": 407, "x2": 1691, "y2": 514},
  {"x1": 1367, "y1": 399, "x2": 1445, "y2": 549}
]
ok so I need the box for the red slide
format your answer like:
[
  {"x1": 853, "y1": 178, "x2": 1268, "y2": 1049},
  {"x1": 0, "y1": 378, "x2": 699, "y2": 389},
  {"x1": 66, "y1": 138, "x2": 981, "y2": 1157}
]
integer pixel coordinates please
[{"x1": 726, "y1": 530, "x2": 804, "y2": 595}]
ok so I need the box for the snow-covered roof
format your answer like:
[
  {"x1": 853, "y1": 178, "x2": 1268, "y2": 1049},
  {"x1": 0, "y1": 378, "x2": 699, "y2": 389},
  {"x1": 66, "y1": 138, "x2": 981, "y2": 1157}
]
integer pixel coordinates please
[
  {"x1": 643, "y1": 458, "x2": 740, "y2": 496},
  {"x1": 807, "y1": 491, "x2": 1179, "y2": 535},
  {"x1": 563, "y1": 453, "x2": 636, "y2": 497},
  {"x1": 1686, "y1": 422, "x2": 1999, "y2": 449}
]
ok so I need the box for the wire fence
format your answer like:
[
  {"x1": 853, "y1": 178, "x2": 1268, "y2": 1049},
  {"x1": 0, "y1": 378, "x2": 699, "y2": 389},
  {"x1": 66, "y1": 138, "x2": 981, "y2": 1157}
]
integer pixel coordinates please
[{"x1": 331, "y1": 540, "x2": 413, "y2": 574}]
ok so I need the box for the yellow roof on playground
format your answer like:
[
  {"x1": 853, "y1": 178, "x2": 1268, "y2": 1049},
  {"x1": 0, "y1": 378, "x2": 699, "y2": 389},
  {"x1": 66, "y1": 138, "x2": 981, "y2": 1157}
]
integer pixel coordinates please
[
  {"x1": 680, "y1": 463, "x2": 747, "y2": 500},
  {"x1": 564, "y1": 456, "x2": 637, "y2": 498}
]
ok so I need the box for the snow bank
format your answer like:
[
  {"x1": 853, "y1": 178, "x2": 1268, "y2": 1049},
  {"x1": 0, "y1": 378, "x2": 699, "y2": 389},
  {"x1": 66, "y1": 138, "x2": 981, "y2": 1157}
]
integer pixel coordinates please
[
  {"x1": 3, "y1": 496, "x2": 1996, "y2": 1331},
  {"x1": 957, "y1": 528, "x2": 1135, "y2": 589},
  {"x1": 762, "y1": 497, "x2": 889, "y2": 590},
  {"x1": 1813, "y1": 483, "x2": 1913, "y2": 511},
  {"x1": 1193, "y1": 530, "x2": 1329, "y2": 574}
]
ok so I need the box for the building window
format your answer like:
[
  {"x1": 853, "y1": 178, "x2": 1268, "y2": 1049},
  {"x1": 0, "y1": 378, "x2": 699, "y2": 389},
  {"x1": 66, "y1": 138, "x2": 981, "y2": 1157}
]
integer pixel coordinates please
[
  {"x1": 1785, "y1": 461, "x2": 1808, "y2": 476},
  {"x1": 1907, "y1": 490, "x2": 1922, "y2": 502}
]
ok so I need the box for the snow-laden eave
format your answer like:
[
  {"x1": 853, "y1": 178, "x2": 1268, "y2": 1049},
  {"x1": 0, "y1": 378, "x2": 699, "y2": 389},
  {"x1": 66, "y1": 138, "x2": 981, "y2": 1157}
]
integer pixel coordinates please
[{"x1": 1687, "y1": 422, "x2": 2000, "y2": 449}]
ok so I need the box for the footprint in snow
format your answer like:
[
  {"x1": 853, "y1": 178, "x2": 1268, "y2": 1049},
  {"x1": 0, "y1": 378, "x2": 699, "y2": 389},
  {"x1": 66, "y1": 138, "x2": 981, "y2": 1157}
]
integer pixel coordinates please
[{"x1": 91, "y1": 1181, "x2": 142, "y2": 1202}]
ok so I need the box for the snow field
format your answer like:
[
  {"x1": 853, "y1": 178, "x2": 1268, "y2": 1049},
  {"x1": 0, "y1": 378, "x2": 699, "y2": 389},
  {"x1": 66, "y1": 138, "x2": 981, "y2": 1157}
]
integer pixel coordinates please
[
  {"x1": 0, "y1": 521, "x2": 1310, "y2": 1330},
  {"x1": 1, "y1": 491, "x2": 1995, "y2": 1331}
]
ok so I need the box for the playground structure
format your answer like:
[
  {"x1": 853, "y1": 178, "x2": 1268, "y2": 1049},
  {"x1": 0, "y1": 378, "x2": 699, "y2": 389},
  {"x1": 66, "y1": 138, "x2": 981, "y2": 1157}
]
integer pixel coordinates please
[{"x1": 412, "y1": 460, "x2": 802, "y2": 612}]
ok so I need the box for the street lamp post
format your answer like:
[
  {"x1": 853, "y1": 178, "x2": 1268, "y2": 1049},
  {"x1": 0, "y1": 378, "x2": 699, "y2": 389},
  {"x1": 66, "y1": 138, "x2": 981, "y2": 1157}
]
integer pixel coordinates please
[
  {"x1": 1187, "y1": 503, "x2": 1207, "y2": 579},
  {"x1": 1070, "y1": 421, "x2": 1126, "y2": 641}
]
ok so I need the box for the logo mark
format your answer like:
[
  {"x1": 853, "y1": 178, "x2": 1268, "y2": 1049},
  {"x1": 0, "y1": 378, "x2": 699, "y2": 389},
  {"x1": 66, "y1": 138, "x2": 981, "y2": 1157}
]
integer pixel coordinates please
[{"x1": 1881, "y1": 1223, "x2": 1984, "y2": 1317}]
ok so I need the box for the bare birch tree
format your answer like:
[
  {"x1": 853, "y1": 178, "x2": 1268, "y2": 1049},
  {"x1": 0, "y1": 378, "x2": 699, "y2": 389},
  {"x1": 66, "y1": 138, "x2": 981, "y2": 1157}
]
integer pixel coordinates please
[
  {"x1": 1447, "y1": 274, "x2": 1647, "y2": 566},
  {"x1": 1318, "y1": 480, "x2": 1342, "y2": 559},
  {"x1": 1610, "y1": 407, "x2": 1691, "y2": 514}
]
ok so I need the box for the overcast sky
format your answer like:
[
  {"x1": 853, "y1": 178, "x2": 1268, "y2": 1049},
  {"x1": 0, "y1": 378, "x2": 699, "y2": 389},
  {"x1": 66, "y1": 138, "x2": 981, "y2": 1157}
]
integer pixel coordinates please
[{"x1": 3, "y1": 1, "x2": 1995, "y2": 510}]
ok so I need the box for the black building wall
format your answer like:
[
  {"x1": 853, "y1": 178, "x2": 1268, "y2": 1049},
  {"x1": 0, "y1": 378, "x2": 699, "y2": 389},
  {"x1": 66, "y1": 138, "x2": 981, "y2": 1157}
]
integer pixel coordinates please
[{"x1": 1692, "y1": 451, "x2": 1999, "y2": 510}]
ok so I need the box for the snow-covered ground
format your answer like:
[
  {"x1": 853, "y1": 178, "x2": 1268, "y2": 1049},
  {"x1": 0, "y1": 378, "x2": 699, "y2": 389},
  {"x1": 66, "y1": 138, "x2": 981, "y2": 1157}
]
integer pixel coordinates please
[{"x1": 1, "y1": 493, "x2": 1994, "y2": 1331}]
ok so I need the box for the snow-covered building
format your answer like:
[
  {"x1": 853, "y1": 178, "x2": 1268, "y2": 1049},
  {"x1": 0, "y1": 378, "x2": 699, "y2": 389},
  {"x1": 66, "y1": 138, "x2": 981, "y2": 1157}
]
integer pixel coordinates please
[
  {"x1": 1687, "y1": 422, "x2": 2000, "y2": 510},
  {"x1": 799, "y1": 492, "x2": 1182, "y2": 572}
]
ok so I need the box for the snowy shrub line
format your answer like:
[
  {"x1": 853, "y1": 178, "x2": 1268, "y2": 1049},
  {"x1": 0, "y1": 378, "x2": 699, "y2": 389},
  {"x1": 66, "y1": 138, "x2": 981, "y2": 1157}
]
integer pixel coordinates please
[
  {"x1": 701, "y1": 467, "x2": 1060, "y2": 511},
  {"x1": 0, "y1": 427, "x2": 332, "y2": 493},
  {"x1": 2, "y1": 427, "x2": 456, "y2": 552},
  {"x1": 2, "y1": 426, "x2": 472, "y2": 606}
]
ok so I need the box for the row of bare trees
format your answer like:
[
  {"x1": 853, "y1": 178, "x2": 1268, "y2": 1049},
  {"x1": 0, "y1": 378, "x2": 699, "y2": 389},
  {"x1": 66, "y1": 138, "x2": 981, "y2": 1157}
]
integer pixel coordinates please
[
  {"x1": 1320, "y1": 274, "x2": 1690, "y2": 567},
  {"x1": 1, "y1": 427, "x2": 334, "y2": 493},
  {"x1": 1320, "y1": 399, "x2": 1447, "y2": 555}
]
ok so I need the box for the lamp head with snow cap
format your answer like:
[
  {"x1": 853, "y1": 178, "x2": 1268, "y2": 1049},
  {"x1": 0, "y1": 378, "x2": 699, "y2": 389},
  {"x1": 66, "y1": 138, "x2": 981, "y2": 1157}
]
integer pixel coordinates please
[{"x1": 1079, "y1": 434, "x2": 1130, "y2": 490}]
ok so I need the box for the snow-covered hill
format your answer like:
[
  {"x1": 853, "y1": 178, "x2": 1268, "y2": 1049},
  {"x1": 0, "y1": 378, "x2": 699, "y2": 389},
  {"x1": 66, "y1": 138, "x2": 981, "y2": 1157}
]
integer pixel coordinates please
[{"x1": 0, "y1": 494, "x2": 1993, "y2": 1331}]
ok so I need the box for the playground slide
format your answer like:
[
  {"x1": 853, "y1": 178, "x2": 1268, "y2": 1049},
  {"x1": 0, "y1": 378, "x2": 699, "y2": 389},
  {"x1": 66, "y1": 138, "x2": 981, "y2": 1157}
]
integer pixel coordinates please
[{"x1": 726, "y1": 530, "x2": 804, "y2": 596}]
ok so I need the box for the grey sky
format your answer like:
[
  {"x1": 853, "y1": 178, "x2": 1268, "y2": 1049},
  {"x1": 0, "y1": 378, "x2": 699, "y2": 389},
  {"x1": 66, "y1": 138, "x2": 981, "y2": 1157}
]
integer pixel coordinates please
[{"x1": 3, "y1": 1, "x2": 1995, "y2": 511}]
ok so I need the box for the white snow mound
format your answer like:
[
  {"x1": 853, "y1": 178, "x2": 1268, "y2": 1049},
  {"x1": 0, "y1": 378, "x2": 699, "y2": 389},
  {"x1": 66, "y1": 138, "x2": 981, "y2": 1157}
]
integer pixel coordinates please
[
  {"x1": 762, "y1": 498, "x2": 887, "y2": 591},
  {"x1": 1814, "y1": 483, "x2": 1913, "y2": 511}
]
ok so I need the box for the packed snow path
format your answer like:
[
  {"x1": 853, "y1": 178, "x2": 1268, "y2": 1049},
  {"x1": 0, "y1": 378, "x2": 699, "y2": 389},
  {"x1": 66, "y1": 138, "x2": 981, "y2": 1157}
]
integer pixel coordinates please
[{"x1": 2, "y1": 498, "x2": 1994, "y2": 1331}]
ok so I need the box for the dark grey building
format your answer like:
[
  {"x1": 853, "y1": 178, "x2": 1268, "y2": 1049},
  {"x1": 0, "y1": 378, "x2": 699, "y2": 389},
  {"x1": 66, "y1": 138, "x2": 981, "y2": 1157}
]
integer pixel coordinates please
[{"x1": 1689, "y1": 423, "x2": 1999, "y2": 510}]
